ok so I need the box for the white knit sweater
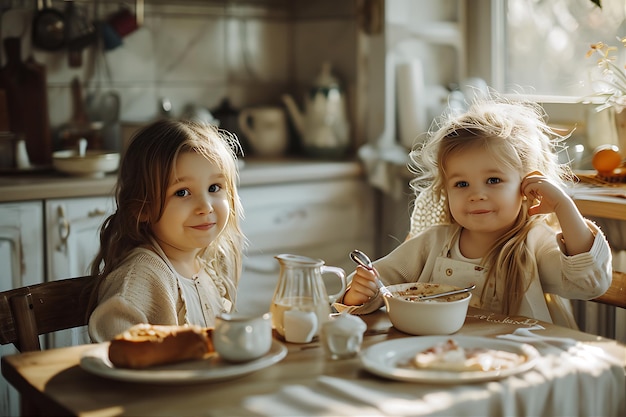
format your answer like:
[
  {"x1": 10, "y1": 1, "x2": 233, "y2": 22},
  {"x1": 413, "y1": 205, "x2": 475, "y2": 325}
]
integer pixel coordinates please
[
  {"x1": 88, "y1": 244, "x2": 235, "y2": 342},
  {"x1": 336, "y1": 221, "x2": 612, "y2": 327}
]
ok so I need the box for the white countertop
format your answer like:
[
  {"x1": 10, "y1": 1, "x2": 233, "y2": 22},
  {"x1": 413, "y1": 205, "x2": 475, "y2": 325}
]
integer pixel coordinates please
[{"x1": 0, "y1": 159, "x2": 365, "y2": 203}]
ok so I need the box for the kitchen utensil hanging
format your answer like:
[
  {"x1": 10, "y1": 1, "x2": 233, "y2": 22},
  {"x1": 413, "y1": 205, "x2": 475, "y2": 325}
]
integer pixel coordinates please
[
  {"x1": 57, "y1": 77, "x2": 103, "y2": 150},
  {"x1": 107, "y1": 6, "x2": 138, "y2": 38},
  {"x1": 32, "y1": 0, "x2": 66, "y2": 51},
  {"x1": 65, "y1": 0, "x2": 97, "y2": 67},
  {"x1": 0, "y1": 37, "x2": 53, "y2": 166},
  {"x1": 87, "y1": 0, "x2": 122, "y2": 152},
  {"x1": 106, "y1": 0, "x2": 143, "y2": 38}
]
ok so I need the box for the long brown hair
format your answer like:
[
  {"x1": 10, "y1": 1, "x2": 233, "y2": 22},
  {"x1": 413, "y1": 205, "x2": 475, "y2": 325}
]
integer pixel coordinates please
[
  {"x1": 409, "y1": 97, "x2": 572, "y2": 314},
  {"x1": 87, "y1": 119, "x2": 245, "y2": 314}
]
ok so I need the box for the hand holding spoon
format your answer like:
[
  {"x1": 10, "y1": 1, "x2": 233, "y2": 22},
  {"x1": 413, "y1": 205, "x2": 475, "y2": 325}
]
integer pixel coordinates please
[
  {"x1": 350, "y1": 250, "x2": 475, "y2": 302},
  {"x1": 349, "y1": 249, "x2": 393, "y2": 298}
]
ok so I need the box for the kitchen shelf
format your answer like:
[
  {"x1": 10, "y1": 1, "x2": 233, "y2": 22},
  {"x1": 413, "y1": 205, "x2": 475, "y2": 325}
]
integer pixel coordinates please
[{"x1": 396, "y1": 22, "x2": 464, "y2": 47}]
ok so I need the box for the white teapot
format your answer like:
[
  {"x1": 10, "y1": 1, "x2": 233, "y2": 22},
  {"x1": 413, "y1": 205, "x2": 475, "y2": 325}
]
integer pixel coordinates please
[{"x1": 282, "y1": 62, "x2": 350, "y2": 159}]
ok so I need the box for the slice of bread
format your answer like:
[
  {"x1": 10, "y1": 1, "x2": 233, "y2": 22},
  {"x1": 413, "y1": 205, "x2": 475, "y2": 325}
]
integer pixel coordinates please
[{"x1": 108, "y1": 324, "x2": 214, "y2": 369}]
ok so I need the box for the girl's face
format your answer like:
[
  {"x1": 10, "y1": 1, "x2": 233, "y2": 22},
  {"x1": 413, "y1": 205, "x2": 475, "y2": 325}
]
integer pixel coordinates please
[
  {"x1": 151, "y1": 151, "x2": 230, "y2": 258},
  {"x1": 444, "y1": 145, "x2": 523, "y2": 237}
]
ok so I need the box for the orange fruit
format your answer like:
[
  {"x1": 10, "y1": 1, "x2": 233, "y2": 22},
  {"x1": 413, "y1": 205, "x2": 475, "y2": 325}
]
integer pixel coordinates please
[{"x1": 592, "y1": 145, "x2": 622, "y2": 173}]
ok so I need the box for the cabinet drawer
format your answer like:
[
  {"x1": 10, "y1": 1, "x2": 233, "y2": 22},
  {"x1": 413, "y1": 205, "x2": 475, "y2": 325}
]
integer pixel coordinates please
[{"x1": 240, "y1": 178, "x2": 373, "y2": 252}]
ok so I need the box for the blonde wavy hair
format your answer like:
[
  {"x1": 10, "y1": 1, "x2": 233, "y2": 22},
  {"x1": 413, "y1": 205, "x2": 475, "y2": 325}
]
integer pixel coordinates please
[
  {"x1": 409, "y1": 97, "x2": 573, "y2": 315},
  {"x1": 88, "y1": 119, "x2": 245, "y2": 314}
]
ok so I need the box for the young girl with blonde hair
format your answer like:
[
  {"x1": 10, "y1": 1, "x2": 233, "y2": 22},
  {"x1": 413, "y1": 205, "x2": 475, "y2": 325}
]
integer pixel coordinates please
[
  {"x1": 88, "y1": 119, "x2": 245, "y2": 342},
  {"x1": 339, "y1": 97, "x2": 612, "y2": 327}
]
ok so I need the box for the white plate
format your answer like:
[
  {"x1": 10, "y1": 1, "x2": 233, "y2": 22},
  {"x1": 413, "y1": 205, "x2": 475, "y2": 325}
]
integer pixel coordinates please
[
  {"x1": 80, "y1": 340, "x2": 287, "y2": 384},
  {"x1": 360, "y1": 336, "x2": 539, "y2": 383}
]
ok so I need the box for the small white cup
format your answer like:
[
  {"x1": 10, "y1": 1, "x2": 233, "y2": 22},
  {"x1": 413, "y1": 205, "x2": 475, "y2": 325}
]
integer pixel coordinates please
[
  {"x1": 283, "y1": 310, "x2": 318, "y2": 343},
  {"x1": 213, "y1": 312, "x2": 272, "y2": 362}
]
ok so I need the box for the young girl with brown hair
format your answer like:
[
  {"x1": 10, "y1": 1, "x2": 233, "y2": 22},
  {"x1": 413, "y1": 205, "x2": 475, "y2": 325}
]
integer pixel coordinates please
[{"x1": 88, "y1": 119, "x2": 245, "y2": 342}]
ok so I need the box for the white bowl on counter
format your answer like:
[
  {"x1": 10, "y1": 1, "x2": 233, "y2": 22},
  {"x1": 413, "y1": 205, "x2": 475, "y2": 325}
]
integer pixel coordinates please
[
  {"x1": 383, "y1": 282, "x2": 472, "y2": 336},
  {"x1": 52, "y1": 149, "x2": 120, "y2": 178}
]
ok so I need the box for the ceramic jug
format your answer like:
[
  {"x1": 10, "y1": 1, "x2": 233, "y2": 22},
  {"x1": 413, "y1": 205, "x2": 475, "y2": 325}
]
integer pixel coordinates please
[
  {"x1": 238, "y1": 106, "x2": 289, "y2": 157},
  {"x1": 270, "y1": 254, "x2": 346, "y2": 343}
]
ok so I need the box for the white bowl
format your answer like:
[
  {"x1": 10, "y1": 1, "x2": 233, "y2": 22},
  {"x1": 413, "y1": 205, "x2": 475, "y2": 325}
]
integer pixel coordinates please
[
  {"x1": 383, "y1": 282, "x2": 471, "y2": 335},
  {"x1": 53, "y1": 150, "x2": 120, "y2": 178}
]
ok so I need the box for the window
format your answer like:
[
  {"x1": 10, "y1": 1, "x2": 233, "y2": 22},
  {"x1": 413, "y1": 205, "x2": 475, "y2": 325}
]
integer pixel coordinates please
[{"x1": 493, "y1": 0, "x2": 626, "y2": 101}]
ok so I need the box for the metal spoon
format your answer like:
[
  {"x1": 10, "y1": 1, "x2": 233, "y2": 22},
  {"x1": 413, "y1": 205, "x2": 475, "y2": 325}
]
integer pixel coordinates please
[
  {"x1": 404, "y1": 284, "x2": 476, "y2": 302},
  {"x1": 350, "y1": 250, "x2": 475, "y2": 302},
  {"x1": 349, "y1": 249, "x2": 393, "y2": 298}
]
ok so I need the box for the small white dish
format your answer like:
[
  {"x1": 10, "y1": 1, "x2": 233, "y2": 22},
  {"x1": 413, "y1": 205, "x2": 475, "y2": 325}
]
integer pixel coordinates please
[
  {"x1": 80, "y1": 340, "x2": 287, "y2": 384},
  {"x1": 360, "y1": 335, "x2": 539, "y2": 383}
]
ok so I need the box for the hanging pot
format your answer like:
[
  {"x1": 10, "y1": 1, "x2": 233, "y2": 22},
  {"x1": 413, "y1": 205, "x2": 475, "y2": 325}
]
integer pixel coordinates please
[{"x1": 32, "y1": 0, "x2": 66, "y2": 51}]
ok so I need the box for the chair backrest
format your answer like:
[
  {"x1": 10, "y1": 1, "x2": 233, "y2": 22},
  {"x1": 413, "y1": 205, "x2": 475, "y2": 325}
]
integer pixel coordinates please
[
  {"x1": 591, "y1": 271, "x2": 626, "y2": 309},
  {"x1": 0, "y1": 275, "x2": 96, "y2": 352}
]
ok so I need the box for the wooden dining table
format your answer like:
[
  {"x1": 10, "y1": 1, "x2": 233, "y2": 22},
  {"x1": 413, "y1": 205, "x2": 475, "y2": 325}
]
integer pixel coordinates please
[{"x1": 2, "y1": 307, "x2": 626, "y2": 417}]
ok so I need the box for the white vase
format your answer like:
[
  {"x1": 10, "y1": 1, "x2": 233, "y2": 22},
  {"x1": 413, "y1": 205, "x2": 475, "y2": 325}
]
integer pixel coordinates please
[{"x1": 613, "y1": 108, "x2": 626, "y2": 154}]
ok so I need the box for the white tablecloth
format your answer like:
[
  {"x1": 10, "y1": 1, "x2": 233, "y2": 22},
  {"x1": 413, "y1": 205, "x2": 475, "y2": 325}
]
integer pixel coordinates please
[{"x1": 209, "y1": 333, "x2": 626, "y2": 417}]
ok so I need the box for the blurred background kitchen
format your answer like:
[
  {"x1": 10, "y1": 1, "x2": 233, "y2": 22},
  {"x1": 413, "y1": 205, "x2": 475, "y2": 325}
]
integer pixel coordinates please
[{"x1": 1, "y1": 0, "x2": 625, "y2": 414}]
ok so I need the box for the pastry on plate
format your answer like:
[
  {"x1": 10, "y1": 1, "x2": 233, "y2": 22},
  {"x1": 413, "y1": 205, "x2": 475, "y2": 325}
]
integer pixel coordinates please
[
  {"x1": 413, "y1": 338, "x2": 526, "y2": 372},
  {"x1": 108, "y1": 324, "x2": 214, "y2": 369}
]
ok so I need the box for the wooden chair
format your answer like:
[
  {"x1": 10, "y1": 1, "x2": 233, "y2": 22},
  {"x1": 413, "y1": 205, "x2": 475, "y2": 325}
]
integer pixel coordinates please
[
  {"x1": 591, "y1": 270, "x2": 626, "y2": 309},
  {"x1": 0, "y1": 275, "x2": 96, "y2": 415},
  {"x1": 0, "y1": 275, "x2": 96, "y2": 352}
]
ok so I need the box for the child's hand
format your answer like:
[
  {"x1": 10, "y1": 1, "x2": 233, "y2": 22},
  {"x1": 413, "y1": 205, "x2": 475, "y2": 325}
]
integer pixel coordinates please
[
  {"x1": 522, "y1": 171, "x2": 593, "y2": 255},
  {"x1": 521, "y1": 171, "x2": 570, "y2": 216},
  {"x1": 342, "y1": 265, "x2": 380, "y2": 306}
]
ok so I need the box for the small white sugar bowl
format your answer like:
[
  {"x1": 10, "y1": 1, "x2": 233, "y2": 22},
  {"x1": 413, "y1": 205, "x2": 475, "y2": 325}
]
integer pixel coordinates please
[{"x1": 320, "y1": 312, "x2": 367, "y2": 360}]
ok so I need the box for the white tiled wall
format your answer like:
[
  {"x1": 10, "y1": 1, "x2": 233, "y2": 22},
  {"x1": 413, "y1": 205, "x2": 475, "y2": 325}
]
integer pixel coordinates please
[{"x1": 2, "y1": 0, "x2": 359, "y2": 148}]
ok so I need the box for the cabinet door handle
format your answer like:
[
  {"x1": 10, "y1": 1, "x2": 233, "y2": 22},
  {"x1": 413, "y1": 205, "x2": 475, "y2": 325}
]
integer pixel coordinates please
[
  {"x1": 56, "y1": 205, "x2": 70, "y2": 252},
  {"x1": 0, "y1": 227, "x2": 23, "y2": 288},
  {"x1": 88, "y1": 208, "x2": 107, "y2": 217}
]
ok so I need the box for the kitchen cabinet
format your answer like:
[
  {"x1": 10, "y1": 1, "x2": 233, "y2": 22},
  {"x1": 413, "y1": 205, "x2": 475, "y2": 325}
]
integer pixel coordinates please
[
  {"x1": 0, "y1": 196, "x2": 114, "y2": 416},
  {"x1": 0, "y1": 202, "x2": 44, "y2": 292},
  {"x1": 45, "y1": 196, "x2": 115, "y2": 349},
  {"x1": 0, "y1": 201, "x2": 44, "y2": 417},
  {"x1": 45, "y1": 196, "x2": 114, "y2": 283},
  {"x1": 236, "y1": 177, "x2": 376, "y2": 315}
]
